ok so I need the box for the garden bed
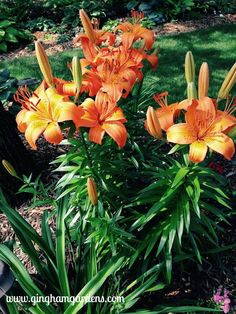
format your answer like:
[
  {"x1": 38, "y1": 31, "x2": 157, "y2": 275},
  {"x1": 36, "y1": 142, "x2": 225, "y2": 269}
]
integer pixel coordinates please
[{"x1": 0, "y1": 6, "x2": 236, "y2": 313}]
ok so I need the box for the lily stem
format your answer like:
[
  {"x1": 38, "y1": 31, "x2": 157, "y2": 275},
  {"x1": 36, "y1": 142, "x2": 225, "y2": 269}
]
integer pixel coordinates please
[
  {"x1": 80, "y1": 129, "x2": 93, "y2": 169},
  {"x1": 80, "y1": 130, "x2": 100, "y2": 183}
]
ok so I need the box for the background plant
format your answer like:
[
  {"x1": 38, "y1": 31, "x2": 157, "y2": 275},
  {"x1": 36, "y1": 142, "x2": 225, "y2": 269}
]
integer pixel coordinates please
[{"x1": 0, "y1": 19, "x2": 32, "y2": 53}]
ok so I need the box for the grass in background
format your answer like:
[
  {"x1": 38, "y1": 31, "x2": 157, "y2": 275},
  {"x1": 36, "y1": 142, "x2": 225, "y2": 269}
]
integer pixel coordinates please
[{"x1": 0, "y1": 24, "x2": 235, "y2": 104}]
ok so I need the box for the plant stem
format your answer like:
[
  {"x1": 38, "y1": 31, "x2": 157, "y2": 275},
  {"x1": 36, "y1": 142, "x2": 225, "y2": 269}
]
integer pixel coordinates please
[{"x1": 80, "y1": 130, "x2": 93, "y2": 169}]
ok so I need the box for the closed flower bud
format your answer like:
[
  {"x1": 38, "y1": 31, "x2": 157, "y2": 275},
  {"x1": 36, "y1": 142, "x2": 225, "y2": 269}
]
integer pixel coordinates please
[
  {"x1": 72, "y1": 56, "x2": 82, "y2": 102},
  {"x1": 79, "y1": 9, "x2": 96, "y2": 43},
  {"x1": 35, "y1": 41, "x2": 54, "y2": 87},
  {"x1": 218, "y1": 63, "x2": 236, "y2": 99},
  {"x1": 185, "y1": 51, "x2": 195, "y2": 83},
  {"x1": 187, "y1": 82, "x2": 197, "y2": 100},
  {"x1": 198, "y1": 62, "x2": 209, "y2": 99},
  {"x1": 87, "y1": 177, "x2": 98, "y2": 205},
  {"x1": 145, "y1": 106, "x2": 162, "y2": 139},
  {"x1": 2, "y1": 160, "x2": 18, "y2": 178}
]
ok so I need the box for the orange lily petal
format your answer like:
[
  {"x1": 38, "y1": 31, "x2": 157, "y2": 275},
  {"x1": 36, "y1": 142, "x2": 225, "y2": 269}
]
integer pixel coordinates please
[
  {"x1": 167, "y1": 123, "x2": 197, "y2": 144},
  {"x1": 137, "y1": 27, "x2": 154, "y2": 50},
  {"x1": 80, "y1": 98, "x2": 98, "y2": 127},
  {"x1": 204, "y1": 133, "x2": 235, "y2": 160},
  {"x1": 177, "y1": 99, "x2": 192, "y2": 111},
  {"x1": 89, "y1": 125, "x2": 105, "y2": 144},
  {"x1": 102, "y1": 121, "x2": 127, "y2": 148},
  {"x1": 25, "y1": 120, "x2": 48, "y2": 150},
  {"x1": 56, "y1": 82, "x2": 77, "y2": 96},
  {"x1": 58, "y1": 103, "x2": 84, "y2": 129},
  {"x1": 43, "y1": 122, "x2": 63, "y2": 144},
  {"x1": 105, "y1": 107, "x2": 127, "y2": 123},
  {"x1": 145, "y1": 53, "x2": 158, "y2": 69},
  {"x1": 79, "y1": 37, "x2": 98, "y2": 63},
  {"x1": 189, "y1": 140, "x2": 208, "y2": 163},
  {"x1": 156, "y1": 108, "x2": 175, "y2": 131},
  {"x1": 102, "y1": 82, "x2": 123, "y2": 103},
  {"x1": 16, "y1": 109, "x2": 28, "y2": 132},
  {"x1": 121, "y1": 32, "x2": 135, "y2": 50},
  {"x1": 210, "y1": 110, "x2": 236, "y2": 133}
]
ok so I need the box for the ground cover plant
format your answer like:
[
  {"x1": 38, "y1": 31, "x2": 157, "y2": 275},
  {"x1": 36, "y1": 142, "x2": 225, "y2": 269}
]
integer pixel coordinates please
[{"x1": 0, "y1": 7, "x2": 235, "y2": 314}]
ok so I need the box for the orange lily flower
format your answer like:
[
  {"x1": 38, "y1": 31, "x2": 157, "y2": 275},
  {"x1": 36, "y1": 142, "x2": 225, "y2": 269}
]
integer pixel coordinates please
[
  {"x1": 77, "y1": 10, "x2": 115, "y2": 46},
  {"x1": 80, "y1": 47, "x2": 143, "y2": 102},
  {"x1": 15, "y1": 84, "x2": 83, "y2": 149},
  {"x1": 153, "y1": 92, "x2": 190, "y2": 131},
  {"x1": 115, "y1": 22, "x2": 155, "y2": 51},
  {"x1": 80, "y1": 91, "x2": 127, "y2": 148},
  {"x1": 167, "y1": 97, "x2": 236, "y2": 163},
  {"x1": 75, "y1": 10, "x2": 115, "y2": 63}
]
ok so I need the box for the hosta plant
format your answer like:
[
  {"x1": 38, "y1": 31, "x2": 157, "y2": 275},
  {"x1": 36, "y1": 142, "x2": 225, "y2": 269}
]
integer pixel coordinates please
[{"x1": 0, "y1": 19, "x2": 32, "y2": 52}]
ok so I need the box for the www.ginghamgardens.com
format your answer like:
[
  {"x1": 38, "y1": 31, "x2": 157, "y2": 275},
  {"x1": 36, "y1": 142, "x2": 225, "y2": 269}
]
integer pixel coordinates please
[{"x1": 5, "y1": 295, "x2": 125, "y2": 306}]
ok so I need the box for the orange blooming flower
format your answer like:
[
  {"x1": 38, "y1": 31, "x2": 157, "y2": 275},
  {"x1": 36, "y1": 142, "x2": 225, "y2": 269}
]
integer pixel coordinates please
[
  {"x1": 167, "y1": 97, "x2": 236, "y2": 163},
  {"x1": 81, "y1": 46, "x2": 145, "y2": 102},
  {"x1": 77, "y1": 10, "x2": 115, "y2": 46},
  {"x1": 80, "y1": 91, "x2": 127, "y2": 148},
  {"x1": 15, "y1": 84, "x2": 83, "y2": 149},
  {"x1": 115, "y1": 22, "x2": 155, "y2": 51},
  {"x1": 75, "y1": 10, "x2": 115, "y2": 63},
  {"x1": 153, "y1": 92, "x2": 190, "y2": 131}
]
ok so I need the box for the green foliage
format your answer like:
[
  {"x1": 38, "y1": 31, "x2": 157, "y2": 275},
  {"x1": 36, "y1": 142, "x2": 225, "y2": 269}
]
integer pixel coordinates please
[
  {"x1": 127, "y1": 0, "x2": 166, "y2": 24},
  {"x1": 0, "y1": 0, "x2": 34, "y2": 23},
  {"x1": 127, "y1": 0, "x2": 236, "y2": 22},
  {"x1": 0, "y1": 19, "x2": 32, "y2": 52},
  {"x1": 103, "y1": 16, "x2": 156, "y2": 32},
  {"x1": 25, "y1": 17, "x2": 56, "y2": 32},
  {"x1": 102, "y1": 19, "x2": 121, "y2": 32},
  {"x1": 0, "y1": 69, "x2": 18, "y2": 106},
  {"x1": 129, "y1": 157, "x2": 232, "y2": 283}
]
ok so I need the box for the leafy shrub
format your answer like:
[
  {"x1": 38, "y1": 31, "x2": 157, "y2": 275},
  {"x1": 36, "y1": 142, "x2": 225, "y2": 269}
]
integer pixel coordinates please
[
  {"x1": 103, "y1": 16, "x2": 156, "y2": 32},
  {"x1": 0, "y1": 69, "x2": 18, "y2": 106},
  {"x1": 0, "y1": 20, "x2": 32, "y2": 52},
  {"x1": 127, "y1": 0, "x2": 236, "y2": 22},
  {"x1": 0, "y1": 0, "x2": 34, "y2": 23},
  {"x1": 25, "y1": 17, "x2": 56, "y2": 32},
  {"x1": 127, "y1": 0, "x2": 166, "y2": 24}
]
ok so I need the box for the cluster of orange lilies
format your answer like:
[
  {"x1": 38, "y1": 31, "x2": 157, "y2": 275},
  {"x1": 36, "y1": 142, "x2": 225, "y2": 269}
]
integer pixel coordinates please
[
  {"x1": 15, "y1": 10, "x2": 157, "y2": 149},
  {"x1": 14, "y1": 10, "x2": 236, "y2": 164},
  {"x1": 145, "y1": 53, "x2": 236, "y2": 163}
]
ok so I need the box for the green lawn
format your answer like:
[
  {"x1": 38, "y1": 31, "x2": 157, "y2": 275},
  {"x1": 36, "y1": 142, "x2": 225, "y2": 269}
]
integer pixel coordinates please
[{"x1": 0, "y1": 24, "x2": 236, "y2": 103}]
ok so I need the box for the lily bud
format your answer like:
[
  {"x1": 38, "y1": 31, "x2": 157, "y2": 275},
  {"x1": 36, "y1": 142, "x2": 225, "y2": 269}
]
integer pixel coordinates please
[
  {"x1": 218, "y1": 63, "x2": 236, "y2": 99},
  {"x1": 87, "y1": 178, "x2": 98, "y2": 206},
  {"x1": 72, "y1": 56, "x2": 82, "y2": 102},
  {"x1": 145, "y1": 106, "x2": 162, "y2": 139},
  {"x1": 79, "y1": 9, "x2": 96, "y2": 43},
  {"x1": 2, "y1": 160, "x2": 18, "y2": 178},
  {"x1": 187, "y1": 82, "x2": 197, "y2": 100},
  {"x1": 185, "y1": 51, "x2": 195, "y2": 83},
  {"x1": 35, "y1": 41, "x2": 54, "y2": 87},
  {"x1": 198, "y1": 62, "x2": 209, "y2": 99}
]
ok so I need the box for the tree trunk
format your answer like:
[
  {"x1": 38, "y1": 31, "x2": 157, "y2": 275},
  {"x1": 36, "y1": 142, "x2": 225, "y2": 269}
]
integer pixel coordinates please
[{"x1": 0, "y1": 101, "x2": 35, "y2": 204}]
